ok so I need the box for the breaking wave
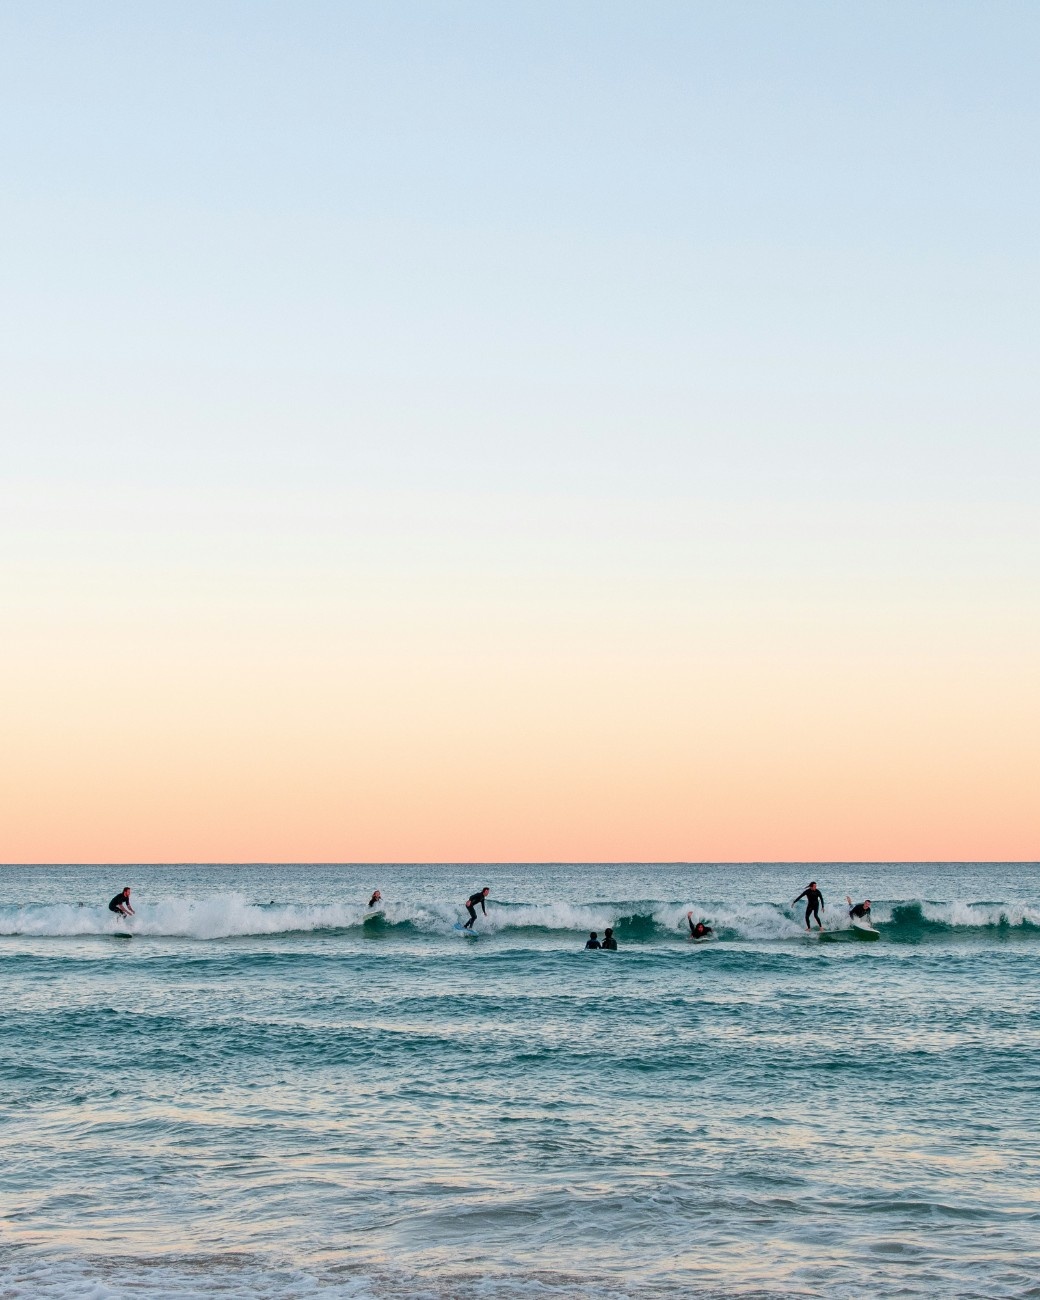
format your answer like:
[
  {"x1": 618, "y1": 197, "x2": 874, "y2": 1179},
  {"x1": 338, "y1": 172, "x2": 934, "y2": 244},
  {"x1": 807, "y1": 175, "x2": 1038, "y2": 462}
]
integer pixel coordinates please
[{"x1": 1, "y1": 893, "x2": 1038, "y2": 944}]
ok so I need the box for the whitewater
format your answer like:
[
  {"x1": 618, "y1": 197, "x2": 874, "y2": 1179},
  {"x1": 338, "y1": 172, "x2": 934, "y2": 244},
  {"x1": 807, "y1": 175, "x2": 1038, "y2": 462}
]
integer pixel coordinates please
[{"x1": 2, "y1": 861, "x2": 1039, "y2": 1298}]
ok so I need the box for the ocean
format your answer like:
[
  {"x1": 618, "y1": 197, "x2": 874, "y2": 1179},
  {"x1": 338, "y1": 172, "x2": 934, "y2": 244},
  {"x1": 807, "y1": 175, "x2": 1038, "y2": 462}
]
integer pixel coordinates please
[{"x1": 1, "y1": 861, "x2": 1038, "y2": 1298}]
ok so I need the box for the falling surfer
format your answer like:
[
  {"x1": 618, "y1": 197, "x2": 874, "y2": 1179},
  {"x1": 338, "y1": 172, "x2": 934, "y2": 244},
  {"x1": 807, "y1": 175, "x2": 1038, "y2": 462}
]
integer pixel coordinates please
[
  {"x1": 686, "y1": 912, "x2": 713, "y2": 940},
  {"x1": 846, "y1": 896, "x2": 872, "y2": 922}
]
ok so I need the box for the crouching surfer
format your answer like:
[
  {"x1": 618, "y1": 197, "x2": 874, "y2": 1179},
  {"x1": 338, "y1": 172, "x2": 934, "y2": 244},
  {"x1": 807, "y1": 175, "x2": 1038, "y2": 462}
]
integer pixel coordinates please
[
  {"x1": 463, "y1": 887, "x2": 490, "y2": 929},
  {"x1": 846, "y1": 896, "x2": 872, "y2": 921},
  {"x1": 687, "y1": 912, "x2": 713, "y2": 940},
  {"x1": 108, "y1": 887, "x2": 134, "y2": 919}
]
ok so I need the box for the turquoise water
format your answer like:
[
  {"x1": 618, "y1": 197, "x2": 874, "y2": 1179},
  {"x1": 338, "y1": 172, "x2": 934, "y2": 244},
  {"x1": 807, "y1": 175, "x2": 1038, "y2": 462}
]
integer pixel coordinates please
[{"x1": 2, "y1": 862, "x2": 1038, "y2": 1298}]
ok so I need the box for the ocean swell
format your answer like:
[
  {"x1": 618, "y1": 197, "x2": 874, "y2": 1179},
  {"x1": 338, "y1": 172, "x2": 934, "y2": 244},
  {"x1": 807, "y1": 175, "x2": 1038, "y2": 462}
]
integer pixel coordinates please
[{"x1": 1, "y1": 893, "x2": 1038, "y2": 943}]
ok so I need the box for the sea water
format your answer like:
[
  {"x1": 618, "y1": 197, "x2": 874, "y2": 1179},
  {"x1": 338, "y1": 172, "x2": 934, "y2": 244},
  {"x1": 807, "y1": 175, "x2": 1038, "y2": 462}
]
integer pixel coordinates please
[{"x1": 1, "y1": 862, "x2": 1038, "y2": 1298}]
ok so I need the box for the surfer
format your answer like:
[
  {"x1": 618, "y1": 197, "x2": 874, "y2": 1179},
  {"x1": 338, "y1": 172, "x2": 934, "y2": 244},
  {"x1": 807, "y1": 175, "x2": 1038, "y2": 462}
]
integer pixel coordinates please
[
  {"x1": 463, "y1": 887, "x2": 490, "y2": 929},
  {"x1": 367, "y1": 890, "x2": 382, "y2": 908},
  {"x1": 601, "y1": 927, "x2": 618, "y2": 950},
  {"x1": 846, "y1": 896, "x2": 872, "y2": 920},
  {"x1": 793, "y1": 882, "x2": 824, "y2": 930},
  {"x1": 108, "y1": 887, "x2": 134, "y2": 918},
  {"x1": 585, "y1": 932, "x2": 601, "y2": 949},
  {"x1": 686, "y1": 912, "x2": 713, "y2": 939}
]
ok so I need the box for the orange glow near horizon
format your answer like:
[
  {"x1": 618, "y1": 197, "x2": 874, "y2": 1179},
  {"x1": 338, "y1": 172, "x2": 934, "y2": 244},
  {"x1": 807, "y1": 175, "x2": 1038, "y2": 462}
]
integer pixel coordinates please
[{"x1": 4, "y1": 530, "x2": 1037, "y2": 862}]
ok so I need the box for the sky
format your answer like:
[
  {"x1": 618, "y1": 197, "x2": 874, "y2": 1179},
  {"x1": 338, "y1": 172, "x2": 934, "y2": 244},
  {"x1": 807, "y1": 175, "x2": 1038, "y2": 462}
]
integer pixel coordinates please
[{"x1": 2, "y1": 1, "x2": 1038, "y2": 863}]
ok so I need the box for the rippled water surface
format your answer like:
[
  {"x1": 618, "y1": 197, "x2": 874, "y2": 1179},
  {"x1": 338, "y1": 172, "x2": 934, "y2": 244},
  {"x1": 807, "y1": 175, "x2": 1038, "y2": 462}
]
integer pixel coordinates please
[{"x1": 2, "y1": 862, "x2": 1039, "y2": 1297}]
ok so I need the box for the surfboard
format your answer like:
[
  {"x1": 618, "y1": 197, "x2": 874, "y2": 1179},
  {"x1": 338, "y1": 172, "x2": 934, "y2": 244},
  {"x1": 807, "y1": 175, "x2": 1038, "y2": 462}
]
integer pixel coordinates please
[
  {"x1": 688, "y1": 934, "x2": 714, "y2": 944},
  {"x1": 113, "y1": 932, "x2": 133, "y2": 940},
  {"x1": 453, "y1": 923, "x2": 478, "y2": 938},
  {"x1": 850, "y1": 918, "x2": 880, "y2": 940}
]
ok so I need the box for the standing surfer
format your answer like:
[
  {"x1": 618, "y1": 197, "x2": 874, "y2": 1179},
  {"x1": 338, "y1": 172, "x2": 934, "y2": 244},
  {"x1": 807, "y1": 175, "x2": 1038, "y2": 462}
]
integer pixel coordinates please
[
  {"x1": 108, "y1": 887, "x2": 134, "y2": 919},
  {"x1": 793, "y1": 882, "x2": 824, "y2": 931},
  {"x1": 463, "y1": 887, "x2": 490, "y2": 930}
]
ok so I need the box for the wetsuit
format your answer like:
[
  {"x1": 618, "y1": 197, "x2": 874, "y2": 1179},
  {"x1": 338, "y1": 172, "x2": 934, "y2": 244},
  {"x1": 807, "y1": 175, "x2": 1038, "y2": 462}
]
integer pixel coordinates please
[
  {"x1": 585, "y1": 937, "x2": 601, "y2": 949},
  {"x1": 601, "y1": 935, "x2": 618, "y2": 950},
  {"x1": 687, "y1": 918, "x2": 713, "y2": 938},
  {"x1": 464, "y1": 891, "x2": 487, "y2": 929},
  {"x1": 849, "y1": 902, "x2": 871, "y2": 920},
  {"x1": 794, "y1": 886, "x2": 824, "y2": 929},
  {"x1": 368, "y1": 893, "x2": 381, "y2": 908},
  {"x1": 108, "y1": 893, "x2": 131, "y2": 916}
]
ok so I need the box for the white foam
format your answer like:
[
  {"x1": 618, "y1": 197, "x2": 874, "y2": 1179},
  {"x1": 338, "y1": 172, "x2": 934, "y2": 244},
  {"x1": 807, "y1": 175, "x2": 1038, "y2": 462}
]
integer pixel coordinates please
[
  {"x1": 1, "y1": 894, "x2": 1036, "y2": 942},
  {"x1": 916, "y1": 898, "x2": 1040, "y2": 928}
]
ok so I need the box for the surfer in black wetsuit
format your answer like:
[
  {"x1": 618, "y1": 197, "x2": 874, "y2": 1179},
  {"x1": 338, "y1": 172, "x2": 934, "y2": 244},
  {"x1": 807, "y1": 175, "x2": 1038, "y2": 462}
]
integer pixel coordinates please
[
  {"x1": 601, "y1": 927, "x2": 617, "y2": 950},
  {"x1": 463, "y1": 887, "x2": 489, "y2": 929},
  {"x1": 846, "y1": 896, "x2": 871, "y2": 920},
  {"x1": 793, "y1": 882, "x2": 824, "y2": 930},
  {"x1": 585, "y1": 932, "x2": 601, "y2": 949},
  {"x1": 368, "y1": 890, "x2": 382, "y2": 908},
  {"x1": 108, "y1": 887, "x2": 134, "y2": 918},
  {"x1": 686, "y1": 912, "x2": 713, "y2": 939}
]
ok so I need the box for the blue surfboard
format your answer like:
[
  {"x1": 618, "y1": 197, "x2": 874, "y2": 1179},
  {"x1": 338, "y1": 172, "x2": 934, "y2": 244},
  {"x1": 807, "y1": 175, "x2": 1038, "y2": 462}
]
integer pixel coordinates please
[{"x1": 453, "y1": 923, "x2": 478, "y2": 938}]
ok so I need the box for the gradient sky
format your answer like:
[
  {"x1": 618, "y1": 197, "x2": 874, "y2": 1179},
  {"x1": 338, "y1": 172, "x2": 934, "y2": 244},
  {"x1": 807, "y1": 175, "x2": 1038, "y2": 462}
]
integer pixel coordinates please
[{"x1": 3, "y1": 1, "x2": 1038, "y2": 862}]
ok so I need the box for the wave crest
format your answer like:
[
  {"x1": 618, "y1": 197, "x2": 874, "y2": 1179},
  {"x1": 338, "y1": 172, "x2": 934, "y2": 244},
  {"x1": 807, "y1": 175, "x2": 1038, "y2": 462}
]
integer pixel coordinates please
[{"x1": 0, "y1": 894, "x2": 1037, "y2": 942}]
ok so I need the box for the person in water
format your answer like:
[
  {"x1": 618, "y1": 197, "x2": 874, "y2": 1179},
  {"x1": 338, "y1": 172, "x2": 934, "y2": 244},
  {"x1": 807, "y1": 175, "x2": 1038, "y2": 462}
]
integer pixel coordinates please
[
  {"x1": 793, "y1": 882, "x2": 824, "y2": 930},
  {"x1": 846, "y1": 895, "x2": 872, "y2": 920},
  {"x1": 463, "y1": 887, "x2": 490, "y2": 929},
  {"x1": 108, "y1": 887, "x2": 134, "y2": 918},
  {"x1": 686, "y1": 912, "x2": 713, "y2": 939},
  {"x1": 368, "y1": 890, "x2": 382, "y2": 908},
  {"x1": 601, "y1": 927, "x2": 618, "y2": 950},
  {"x1": 585, "y1": 931, "x2": 601, "y2": 949}
]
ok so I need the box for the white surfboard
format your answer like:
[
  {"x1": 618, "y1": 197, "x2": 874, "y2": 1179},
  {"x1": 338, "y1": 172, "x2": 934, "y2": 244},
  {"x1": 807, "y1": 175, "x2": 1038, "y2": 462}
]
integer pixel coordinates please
[{"x1": 850, "y1": 917, "x2": 880, "y2": 940}]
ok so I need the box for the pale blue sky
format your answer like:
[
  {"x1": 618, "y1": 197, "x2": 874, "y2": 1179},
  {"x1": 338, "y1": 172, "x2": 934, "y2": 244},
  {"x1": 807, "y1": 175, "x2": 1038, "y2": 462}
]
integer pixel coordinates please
[
  {"x1": 4, "y1": 0, "x2": 1038, "y2": 502},
  {"x1": 2, "y1": 3, "x2": 1039, "y2": 860}
]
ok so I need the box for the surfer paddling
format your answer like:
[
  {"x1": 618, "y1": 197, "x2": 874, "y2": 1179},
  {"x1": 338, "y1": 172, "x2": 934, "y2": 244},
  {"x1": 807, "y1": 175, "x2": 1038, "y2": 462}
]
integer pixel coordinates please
[
  {"x1": 686, "y1": 912, "x2": 713, "y2": 939},
  {"x1": 463, "y1": 887, "x2": 489, "y2": 930},
  {"x1": 793, "y1": 882, "x2": 824, "y2": 931},
  {"x1": 108, "y1": 887, "x2": 134, "y2": 919}
]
